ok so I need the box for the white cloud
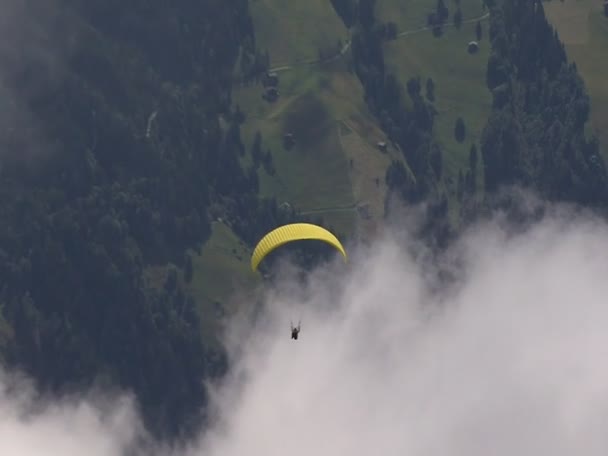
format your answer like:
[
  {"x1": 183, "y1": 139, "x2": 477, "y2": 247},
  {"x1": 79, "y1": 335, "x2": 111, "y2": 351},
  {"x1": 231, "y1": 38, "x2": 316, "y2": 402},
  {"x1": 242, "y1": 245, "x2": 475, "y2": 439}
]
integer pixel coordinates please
[
  {"x1": 195, "y1": 208, "x2": 608, "y2": 456},
  {"x1": 4, "y1": 204, "x2": 608, "y2": 456},
  {"x1": 0, "y1": 370, "x2": 144, "y2": 455}
]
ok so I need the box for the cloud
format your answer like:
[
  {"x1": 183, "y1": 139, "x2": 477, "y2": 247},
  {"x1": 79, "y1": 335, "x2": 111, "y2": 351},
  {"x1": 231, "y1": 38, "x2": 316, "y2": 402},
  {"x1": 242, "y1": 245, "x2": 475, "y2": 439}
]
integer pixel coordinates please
[
  {"x1": 3, "y1": 202, "x2": 608, "y2": 456},
  {"x1": 194, "y1": 206, "x2": 608, "y2": 456},
  {"x1": 0, "y1": 370, "x2": 145, "y2": 456},
  {"x1": 0, "y1": 0, "x2": 74, "y2": 163}
]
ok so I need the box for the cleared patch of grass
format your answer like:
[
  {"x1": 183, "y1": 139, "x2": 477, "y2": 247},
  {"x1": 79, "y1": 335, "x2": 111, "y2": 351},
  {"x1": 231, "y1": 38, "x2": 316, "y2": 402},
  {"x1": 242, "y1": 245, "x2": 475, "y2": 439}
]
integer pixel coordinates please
[
  {"x1": 544, "y1": 0, "x2": 593, "y2": 44},
  {"x1": 384, "y1": 12, "x2": 492, "y2": 179},
  {"x1": 250, "y1": 0, "x2": 348, "y2": 66},
  {"x1": 544, "y1": 0, "x2": 608, "y2": 154},
  {"x1": 187, "y1": 222, "x2": 259, "y2": 339},
  {"x1": 274, "y1": 105, "x2": 354, "y2": 211},
  {"x1": 189, "y1": 222, "x2": 258, "y2": 307},
  {"x1": 338, "y1": 118, "x2": 406, "y2": 237},
  {"x1": 141, "y1": 222, "x2": 258, "y2": 344},
  {"x1": 238, "y1": 94, "x2": 356, "y2": 214},
  {"x1": 236, "y1": 57, "x2": 392, "y2": 234}
]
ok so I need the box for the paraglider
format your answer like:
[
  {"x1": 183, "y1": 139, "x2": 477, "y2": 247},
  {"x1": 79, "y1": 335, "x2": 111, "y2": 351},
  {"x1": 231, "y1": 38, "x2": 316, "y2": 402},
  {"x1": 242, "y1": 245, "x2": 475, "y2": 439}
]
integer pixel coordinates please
[
  {"x1": 250, "y1": 223, "x2": 347, "y2": 272},
  {"x1": 250, "y1": 223, "x2": 347, "y2": 340},
  {"x1": 291, "y1": 321, "x2": 301, "y2": 340}
]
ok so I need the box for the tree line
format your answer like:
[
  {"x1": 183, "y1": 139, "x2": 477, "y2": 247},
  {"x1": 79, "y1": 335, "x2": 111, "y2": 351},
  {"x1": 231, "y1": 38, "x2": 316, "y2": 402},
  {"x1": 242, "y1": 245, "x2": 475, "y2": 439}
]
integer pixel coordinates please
[{"x1": 0, "y1": 0, "x2": 287, "y2": 441}]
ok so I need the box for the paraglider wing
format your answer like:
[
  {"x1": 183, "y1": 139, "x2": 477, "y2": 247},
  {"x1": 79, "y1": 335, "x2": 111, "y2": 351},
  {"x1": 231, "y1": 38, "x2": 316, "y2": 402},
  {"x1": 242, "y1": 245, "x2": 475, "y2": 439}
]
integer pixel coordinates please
[{"x1": 250, "y1": 223, "x2": 347, "y2": 272}]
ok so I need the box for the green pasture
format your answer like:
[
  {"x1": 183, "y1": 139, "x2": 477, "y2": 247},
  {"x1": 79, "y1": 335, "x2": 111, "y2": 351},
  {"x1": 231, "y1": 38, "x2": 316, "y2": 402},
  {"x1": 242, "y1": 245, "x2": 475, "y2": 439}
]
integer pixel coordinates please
[
  {"x1": 235, "y1": 53, "x2": 395, "y2": 234},
  {"x1": 187, "y1": 221, "x2": 259, "y2": 339},
  {"x1": 384, "y1": 17, "x2": 491, "y2": 179}
]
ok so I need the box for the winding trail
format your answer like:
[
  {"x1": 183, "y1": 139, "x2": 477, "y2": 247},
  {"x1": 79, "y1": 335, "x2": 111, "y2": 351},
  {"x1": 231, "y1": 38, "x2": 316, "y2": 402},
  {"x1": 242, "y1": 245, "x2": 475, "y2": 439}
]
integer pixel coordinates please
[{"x1": 268, "y1": 11, "x2": 490, "y2": 73}]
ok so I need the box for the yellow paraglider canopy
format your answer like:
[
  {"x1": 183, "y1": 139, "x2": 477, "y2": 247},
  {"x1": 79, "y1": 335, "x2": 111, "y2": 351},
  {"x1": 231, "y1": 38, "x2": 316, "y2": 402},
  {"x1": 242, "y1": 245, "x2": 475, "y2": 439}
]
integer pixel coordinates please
[{"x1": 250, "y1": 223, "x2": 347, "y2": 272}]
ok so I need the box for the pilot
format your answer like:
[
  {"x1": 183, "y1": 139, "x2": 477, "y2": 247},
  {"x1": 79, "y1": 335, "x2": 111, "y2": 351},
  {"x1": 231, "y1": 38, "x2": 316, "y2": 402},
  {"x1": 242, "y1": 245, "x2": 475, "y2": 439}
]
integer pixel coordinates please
[{"x1": 291, "y1": 321, "x2": 301, "y2": 340}]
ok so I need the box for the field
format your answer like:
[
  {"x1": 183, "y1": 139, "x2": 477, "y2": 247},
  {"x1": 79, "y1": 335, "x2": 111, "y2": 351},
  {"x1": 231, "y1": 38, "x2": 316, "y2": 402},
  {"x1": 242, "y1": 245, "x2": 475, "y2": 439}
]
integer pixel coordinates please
[
  {"x1": 234, "y1": 46, "x2": 398, "y2": 236},
  {"x1": 187, "y1": 222, "x2": 260, "y2": 340},
  {"x1": 236, "y1": 67, "x2": 357, "y2": 235},
  {"x1": 237, "y1": 0, "x2": 494, "y2": 234},
  {"x1": 338, "y1": 117, "x2": 406, "y2": 238},
  {"x1": 378, "y1": 0, "x2": 491, "y2": 216},
  {"x1": 249, "y1": 0, "x2": 348, "y2": 66},
  {"x1": 382, "y1": 0, "x2": 491, "y2": 178},
  {"x1": 143, "y1": 221, "x2": 259, "y2": 343},
  {"x1": 544, "y1": 0, "x2": 608, "y2": 154}
]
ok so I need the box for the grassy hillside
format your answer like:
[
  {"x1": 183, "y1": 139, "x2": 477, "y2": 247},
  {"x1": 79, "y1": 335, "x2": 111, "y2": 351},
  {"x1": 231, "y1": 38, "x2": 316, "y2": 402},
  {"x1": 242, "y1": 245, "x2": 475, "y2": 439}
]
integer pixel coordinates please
[
  {"x1": 544, "y1": 0, "x2": 608, "y2": 155},
  {"x1": 143, "y1": 220, "x2": 259, "y2": 345},
  {"x1": 192, "y1": 0, "x2": 608, "y2": 323},
  {"x1": 234, "y1": 35, "x2": 404, "y2": 238},
  {"x1": 376, "y1": 0, "x2": 490, "y2": 224},
  {"x1": 190, "y1": 0, "x2": 494, "y2": 307},
  {"x1": 235, "y1": 65, "x2": 358, "y2": 236},
  {"x1": 188, "y1": 221, "x2": 260, "y2": 340}
]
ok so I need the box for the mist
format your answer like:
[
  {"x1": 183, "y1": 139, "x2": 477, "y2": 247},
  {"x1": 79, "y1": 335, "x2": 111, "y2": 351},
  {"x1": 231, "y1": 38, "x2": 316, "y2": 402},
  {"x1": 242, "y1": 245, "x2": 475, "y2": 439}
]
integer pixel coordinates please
[
  {"x1": 0, "y1": 370, "x2": 144, "y2": 455},
  {"x1": 3, "y1": 204, "x2": 608, "y2": 455},
  {"x1": 0, "y1": 0, "x2": 73, "y2": 163}
]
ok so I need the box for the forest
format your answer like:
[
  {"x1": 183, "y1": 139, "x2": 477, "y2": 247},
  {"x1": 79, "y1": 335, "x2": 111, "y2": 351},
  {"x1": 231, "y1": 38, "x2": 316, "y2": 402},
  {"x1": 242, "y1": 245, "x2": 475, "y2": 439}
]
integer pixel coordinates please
[
  {"x1": 0, "y1": 0, "x2": 606, "y2": 443},
  {"x1": 346, "y1": 0, "x2": 607, "y2": 241}
]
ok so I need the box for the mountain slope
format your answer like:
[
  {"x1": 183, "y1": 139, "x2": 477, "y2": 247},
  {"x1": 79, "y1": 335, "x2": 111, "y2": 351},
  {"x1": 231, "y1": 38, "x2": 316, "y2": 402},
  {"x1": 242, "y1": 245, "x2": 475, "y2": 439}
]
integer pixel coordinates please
[
  {"x1": 206, "y1": 0, "x2": 608, "y2": 308},
  {"x1": 2, "y1": 0, "x2": 608, "y2": 441}
]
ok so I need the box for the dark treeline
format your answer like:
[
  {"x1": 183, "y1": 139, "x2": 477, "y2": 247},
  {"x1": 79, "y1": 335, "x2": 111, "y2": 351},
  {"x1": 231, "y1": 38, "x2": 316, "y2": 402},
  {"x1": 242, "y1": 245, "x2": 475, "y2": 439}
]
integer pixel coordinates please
[
  {"x1": 347, "y1": 0, "x2": 442, "y2": 202},
  {"x1": 481, "y1": 0, "x2": 608, "y2": 206},
  {"x1": 0, "y1": 0, "x2": 283, "y2": 440},
  {"x1": 332, "y1": 0, "x2": 607, "y2": 242}
]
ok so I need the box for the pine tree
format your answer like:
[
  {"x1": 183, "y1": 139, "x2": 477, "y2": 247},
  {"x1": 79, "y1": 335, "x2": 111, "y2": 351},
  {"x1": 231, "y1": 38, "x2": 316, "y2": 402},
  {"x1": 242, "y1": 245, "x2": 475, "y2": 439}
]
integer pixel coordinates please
[
  {"x1": 469, "y1": 144, "x2": 478, "y2": 171},
  {"x1": 454, "y1": 117, "x2": 466, "y2": 143},
  {"x1": 476, "y1": 20, "x2": 482, "y2": 41},
  {"x1": 426, "y1": 77, "x2": 435, "y2": 101},
  {"x1": 251, "y1": 131, "x2": 262, "y2": 168},
  {"x1": 184, "y1": 254, "x2": 193, "y2": 284},
  {"x1": 453, "y1": 8, "x2": 463, "y2": 29}
]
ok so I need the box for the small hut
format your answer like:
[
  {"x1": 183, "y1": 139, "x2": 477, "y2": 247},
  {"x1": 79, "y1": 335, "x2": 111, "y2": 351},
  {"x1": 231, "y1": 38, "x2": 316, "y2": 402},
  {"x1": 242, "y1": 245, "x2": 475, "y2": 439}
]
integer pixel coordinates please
[{"x1": 262, "y1": 87, "x2": 279, "y2": 102}]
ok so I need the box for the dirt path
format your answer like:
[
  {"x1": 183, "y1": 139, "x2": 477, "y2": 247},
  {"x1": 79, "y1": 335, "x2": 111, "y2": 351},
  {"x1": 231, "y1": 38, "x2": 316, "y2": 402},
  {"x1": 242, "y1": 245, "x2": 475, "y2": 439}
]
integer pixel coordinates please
[{"x1": 268, "y1": 12, "x2": 490, "y2": 73}]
